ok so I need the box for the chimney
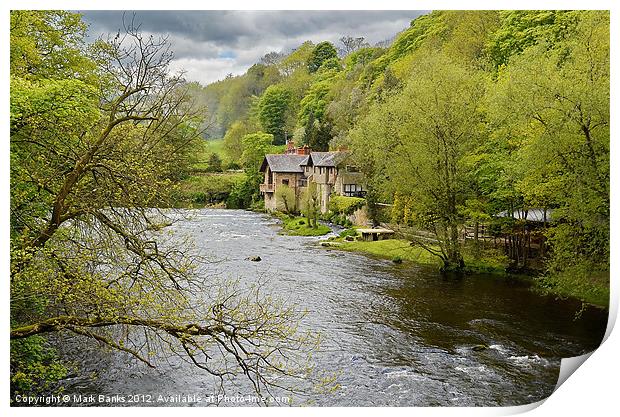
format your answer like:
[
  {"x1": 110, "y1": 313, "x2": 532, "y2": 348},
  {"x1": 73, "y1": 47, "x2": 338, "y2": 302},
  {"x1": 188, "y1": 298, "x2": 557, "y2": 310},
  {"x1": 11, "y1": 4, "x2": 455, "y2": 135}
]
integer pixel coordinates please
[
  {"x1": 297, "y1": 145, "x2": 311, "y2": 155},
  {"x1": 285, "y1": 139, "x2": 296, "y2": 154}
]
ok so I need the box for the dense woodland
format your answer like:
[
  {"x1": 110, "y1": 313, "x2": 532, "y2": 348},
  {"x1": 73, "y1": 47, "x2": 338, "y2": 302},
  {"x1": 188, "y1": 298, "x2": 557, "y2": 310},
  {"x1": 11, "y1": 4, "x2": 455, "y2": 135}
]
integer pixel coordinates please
[{"x1": 9, "y1": 10, "x2": 609, "y2": 399}]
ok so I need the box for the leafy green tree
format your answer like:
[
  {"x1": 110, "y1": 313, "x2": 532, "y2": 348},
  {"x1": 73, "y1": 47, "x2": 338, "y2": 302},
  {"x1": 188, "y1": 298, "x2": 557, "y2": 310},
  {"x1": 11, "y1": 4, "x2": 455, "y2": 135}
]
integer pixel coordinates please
[
  {"x1": 240, "y1": 132, "x2": 275, "y2": 170},
  {"x1": 206, "y1": 152, "x2": 223, "y2": 172},
  {"x1": 489, "y1": 11, "x2": 609, "y2": 297},
  {"x1": 301, "y1": 182, "x2": 320, "y2": 228},
  {"x1": 226, "y1": 170, "x2": 263, "y2": 209},
  {"x1": 351, "y1": 54, "x2": 485, "y2": 270},
  {"x1": 487, "y1": 10, "x2": 579, "y2": 69},
  {"x1": 307, "y1": 41, "x2": 338, "y2": 73},
  {"x1": 10, "y1": 10, "x2": 96, "y2": 82},
  {"x1": 275, "y1": 184, "x2": 296, "y2": 213},
  {"x1": 257, "y1": 85, "x2": 293, "y2": 144},
  {"x1": 223, "y1": 120, "x2": 251, "y2": 162}
]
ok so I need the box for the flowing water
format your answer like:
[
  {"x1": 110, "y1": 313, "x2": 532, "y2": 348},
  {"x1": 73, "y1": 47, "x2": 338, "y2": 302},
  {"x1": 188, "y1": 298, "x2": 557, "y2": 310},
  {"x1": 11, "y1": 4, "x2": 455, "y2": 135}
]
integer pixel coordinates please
[{"x1": 60, "y1": 209, "x2": 607, "y2": 407}]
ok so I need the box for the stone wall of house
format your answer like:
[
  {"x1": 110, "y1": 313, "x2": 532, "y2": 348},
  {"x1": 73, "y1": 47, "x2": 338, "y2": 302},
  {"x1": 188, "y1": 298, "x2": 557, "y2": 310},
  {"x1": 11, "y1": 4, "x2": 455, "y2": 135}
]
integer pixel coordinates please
[
  {"x1": 271, "y1": 172, "x2": 304, "y2": 212},
  {"x1": 264, "y1": 191, "x2": 277, "y2": 211}
]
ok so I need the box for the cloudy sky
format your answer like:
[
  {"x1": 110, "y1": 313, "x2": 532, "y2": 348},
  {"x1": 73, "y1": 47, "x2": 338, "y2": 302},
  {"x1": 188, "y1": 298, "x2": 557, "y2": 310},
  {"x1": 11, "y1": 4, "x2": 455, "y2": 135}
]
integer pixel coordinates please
[{"x1": 80, "y1": 10, "x2": 427, "y2": 85}]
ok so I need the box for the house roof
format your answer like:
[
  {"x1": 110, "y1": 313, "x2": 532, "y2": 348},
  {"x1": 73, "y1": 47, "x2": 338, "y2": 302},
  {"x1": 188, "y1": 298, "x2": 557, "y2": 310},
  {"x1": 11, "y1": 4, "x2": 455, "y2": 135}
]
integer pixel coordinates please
[
  {"x1": 309, "y1": 151, "x2": 351, "y2": 167},
  {"x1": 260, "y1": 154, "x2": 309, "y2": 173}
]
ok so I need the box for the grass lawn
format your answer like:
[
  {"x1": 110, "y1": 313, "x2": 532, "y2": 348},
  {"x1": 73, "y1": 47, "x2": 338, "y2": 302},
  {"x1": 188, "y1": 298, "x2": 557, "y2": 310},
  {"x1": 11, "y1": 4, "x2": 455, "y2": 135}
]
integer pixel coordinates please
[
  {"x1": 277, "y1": 214, "x2": 332, "y2": 236},
  {"x1": 335, "y1": 237, "x2": 509, "y2": 275},
  {"x1": 339, "y1": 239, "x2": 441, "y2": 266}
]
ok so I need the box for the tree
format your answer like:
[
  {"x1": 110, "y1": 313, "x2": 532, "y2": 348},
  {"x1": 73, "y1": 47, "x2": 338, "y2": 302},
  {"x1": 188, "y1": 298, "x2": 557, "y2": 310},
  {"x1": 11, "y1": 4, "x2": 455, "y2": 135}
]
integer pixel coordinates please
[
  {"x1": 489, "y1": 11, "x2": 609, "y2": 289},
  {"x1": 11, "y1": 13, "x2": 319, "y2": 399},
  {"x1": 307, "y1": 41, "x2": 338, "y2": 73},
  {"x1": 10, "y1": 11, "x2": 96, "y2": 82},
  {"x1": 279, "y1": 41, "x2": 314, "y2": 77},
  {"x1": 260, "y1": 51, "x2": 285, "y2": 66},
  {"x1": 350, "y1": 54, "x2": 485, "y2": 271},
  {"x1": 222, "y1": 120, "x2": 251, "y2": 163},
  {"x1": 301, "y1": 182, "x2": 320, "y2": 228},
  {"x1": 206, "y1": 152, "x2": 223, "y2": 172},
  {"x1": 275, "y1": 184, "x2": 296, "y2": 213},
  {"x1": 240, "y1": 132, "x2": 274, "y2": 170},
  {"x1": 338, "y1": 36, "x2": 368, "y2": 56},
  {"x1": 257, "y1": 85, "x2": 293, "y2": 145}
]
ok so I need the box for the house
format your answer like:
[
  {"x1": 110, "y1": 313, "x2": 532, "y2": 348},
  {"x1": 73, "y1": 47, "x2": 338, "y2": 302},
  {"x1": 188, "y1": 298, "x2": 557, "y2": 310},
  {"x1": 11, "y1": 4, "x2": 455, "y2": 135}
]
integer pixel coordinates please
[{"x1": 259, "y1": 144, "x2": 366, "y2": 212}]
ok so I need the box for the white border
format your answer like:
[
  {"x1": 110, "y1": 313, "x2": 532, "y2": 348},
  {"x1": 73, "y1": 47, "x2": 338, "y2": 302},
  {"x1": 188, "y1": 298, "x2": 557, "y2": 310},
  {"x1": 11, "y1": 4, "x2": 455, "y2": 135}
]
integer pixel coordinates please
[{"x1": 2, "y1": 1, "x2": 617, "y2": 416}]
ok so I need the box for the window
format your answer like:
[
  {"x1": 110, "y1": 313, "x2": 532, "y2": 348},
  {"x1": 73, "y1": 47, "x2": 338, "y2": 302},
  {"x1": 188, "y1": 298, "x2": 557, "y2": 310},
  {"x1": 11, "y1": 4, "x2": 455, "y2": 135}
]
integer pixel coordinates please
[
  {"x1": 343, "y1": 184, "x2": 363, "y2": 196},
  {"x1": 282, "y1": 179, "x2": 289, "y2": 186}
]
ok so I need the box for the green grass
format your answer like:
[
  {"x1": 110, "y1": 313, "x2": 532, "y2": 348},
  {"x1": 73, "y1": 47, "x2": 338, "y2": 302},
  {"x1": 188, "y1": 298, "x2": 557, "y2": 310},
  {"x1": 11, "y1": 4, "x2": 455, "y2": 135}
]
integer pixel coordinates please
[
  {"x1": 334, "y1": 238, "x2": 510, "y2": 275},
  {"x1": 277, "y1": 214, "x2": 332, "y2": 236},
  {"x1": 205, "y1": 138, "x2": 226, "y2": 157},
  {"x1": 339, "y1": 239, "x2": 441, "y2": 266}
]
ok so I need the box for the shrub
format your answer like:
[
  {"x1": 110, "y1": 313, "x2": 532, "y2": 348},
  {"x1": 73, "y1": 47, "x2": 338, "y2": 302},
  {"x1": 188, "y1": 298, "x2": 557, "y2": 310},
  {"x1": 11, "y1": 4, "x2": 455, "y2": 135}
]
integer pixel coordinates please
[
  {"x1": 339, "y1": 228, "x2": 358, "y2": 238},
  {"x1": 329, "y1": 195, "x2": 366, "y2": 215}
]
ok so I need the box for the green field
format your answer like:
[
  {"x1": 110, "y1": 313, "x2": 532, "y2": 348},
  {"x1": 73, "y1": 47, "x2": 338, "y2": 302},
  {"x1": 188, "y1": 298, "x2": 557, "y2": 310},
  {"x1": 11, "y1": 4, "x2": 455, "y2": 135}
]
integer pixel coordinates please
[{"x1": 204, "y1": 138, "x2": 226, "y2": 157}]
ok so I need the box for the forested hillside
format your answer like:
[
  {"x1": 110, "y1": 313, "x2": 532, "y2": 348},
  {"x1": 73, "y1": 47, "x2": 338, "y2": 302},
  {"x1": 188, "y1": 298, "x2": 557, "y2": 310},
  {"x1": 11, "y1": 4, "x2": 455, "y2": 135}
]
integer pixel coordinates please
[{"x1": 193, "y1": 10, "x2": 609, "y2": 305}]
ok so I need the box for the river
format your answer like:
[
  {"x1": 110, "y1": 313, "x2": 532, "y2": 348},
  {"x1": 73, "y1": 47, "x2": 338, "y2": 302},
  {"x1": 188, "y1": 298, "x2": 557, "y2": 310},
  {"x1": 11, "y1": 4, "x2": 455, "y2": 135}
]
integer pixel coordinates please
[{"x1": 60, "y1": 209, "x2": 607, "y2": 407}]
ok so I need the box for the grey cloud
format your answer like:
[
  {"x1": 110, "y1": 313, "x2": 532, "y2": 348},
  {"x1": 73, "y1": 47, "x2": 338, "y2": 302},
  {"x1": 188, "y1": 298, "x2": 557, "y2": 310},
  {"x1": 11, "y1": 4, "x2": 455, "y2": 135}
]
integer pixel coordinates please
[{"x1": 80, "y1": 10, "x2": 428, "y2": 84}]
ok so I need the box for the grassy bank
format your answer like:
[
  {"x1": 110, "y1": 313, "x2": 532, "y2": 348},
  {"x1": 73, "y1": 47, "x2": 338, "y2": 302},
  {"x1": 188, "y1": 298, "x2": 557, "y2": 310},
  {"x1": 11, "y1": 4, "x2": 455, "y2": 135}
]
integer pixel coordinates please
[
  {"x1": 333, "y1": 238, "x2": 508, "y2": 274},
  {"x1": 275, "y1": 213, "x2": 332, "y2": 236}
]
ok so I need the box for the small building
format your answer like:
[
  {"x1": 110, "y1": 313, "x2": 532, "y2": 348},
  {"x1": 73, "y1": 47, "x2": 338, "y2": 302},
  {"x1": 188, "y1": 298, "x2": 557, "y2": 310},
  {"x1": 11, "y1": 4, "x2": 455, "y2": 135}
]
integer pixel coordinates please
[{"x1": 259, "y1": 144, "x2": 366, "y2": 213}]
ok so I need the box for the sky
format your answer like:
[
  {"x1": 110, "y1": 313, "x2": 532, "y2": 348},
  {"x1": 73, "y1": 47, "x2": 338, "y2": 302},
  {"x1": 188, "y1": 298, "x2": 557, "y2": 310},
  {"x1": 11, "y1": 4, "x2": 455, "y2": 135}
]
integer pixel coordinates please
[{"x1": 80, "y1": 10, "x2": 427, "y2": 85}]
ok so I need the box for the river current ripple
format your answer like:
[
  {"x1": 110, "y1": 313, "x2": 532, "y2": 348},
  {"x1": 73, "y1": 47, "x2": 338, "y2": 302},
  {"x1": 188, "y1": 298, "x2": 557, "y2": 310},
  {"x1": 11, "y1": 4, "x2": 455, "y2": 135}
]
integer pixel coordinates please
[{"x1": 59, "y1": 209, "x2": 607, "y2": 407}]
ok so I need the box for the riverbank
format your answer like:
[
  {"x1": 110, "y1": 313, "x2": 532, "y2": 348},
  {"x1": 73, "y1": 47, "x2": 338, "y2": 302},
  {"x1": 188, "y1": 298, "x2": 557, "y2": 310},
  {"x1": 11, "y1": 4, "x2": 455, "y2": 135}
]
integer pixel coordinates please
[
  {"x1": 323, "y1": 237, "x2": 510, "y2": 275},
  {"x1": 320, "y1": 233, "x2": 609, "y2": 309}
]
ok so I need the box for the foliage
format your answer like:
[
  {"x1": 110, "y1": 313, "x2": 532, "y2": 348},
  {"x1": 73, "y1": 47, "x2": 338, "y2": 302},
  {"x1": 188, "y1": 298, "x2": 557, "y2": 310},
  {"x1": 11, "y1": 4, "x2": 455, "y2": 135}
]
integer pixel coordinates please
[
  {"x1": 10, "y1": 10, "x2": 96, "y2": 83},
  {"x1": 223, "y1": 121, "x2": 251, "y2": 162},
  {"x1": 339, "y1": 228, "x2": 358, "y2": 239},
  {"x1": 10, "y1": 336, "x2": 68, "y2": 397},
  {"x1": 206, "y1": 152, "x2": 223, "y2": 172},
  {"x1": 275, "y1": 184, "x2": 296, "y2": 213},
  {"x1": 307, "y1": 41, "x2": 339, "y2": 73},
  {"x1": 257, "y1": 85, "x2": 293, "y2": 144},
  {"x1": 300, "y1": 181, "x2": 321, "y2": 228},
  {"x1": 328, "y1": 195, "x2": 365, "y2": 216},
  {"x1": 240, "y1": 132, "x2": 275, "y2": 170},
  {"x1": 351, "y1": 53, "x2": 485, "y2": 270},
  {"x1": 175, "y1": 172, "x2": 244, "y2": 206},
  {"x1": 226, "y1": 169, "x2": 264, "y2": 209}
]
